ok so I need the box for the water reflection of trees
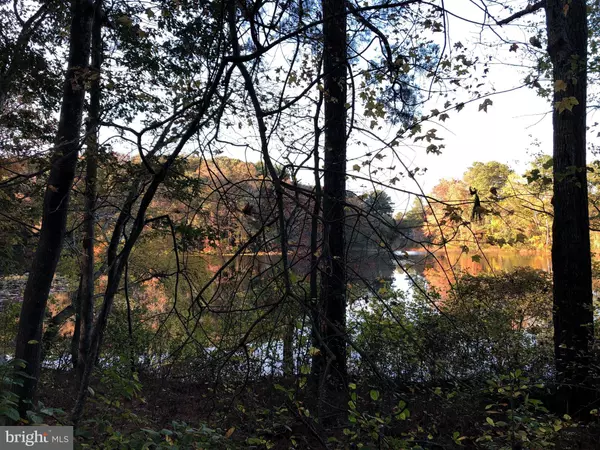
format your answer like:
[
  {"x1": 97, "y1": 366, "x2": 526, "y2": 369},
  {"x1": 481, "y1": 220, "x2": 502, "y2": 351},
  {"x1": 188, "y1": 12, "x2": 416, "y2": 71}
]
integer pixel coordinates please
[{"x1": 396, "y1": 250, "x2": 553, "y2": 299}]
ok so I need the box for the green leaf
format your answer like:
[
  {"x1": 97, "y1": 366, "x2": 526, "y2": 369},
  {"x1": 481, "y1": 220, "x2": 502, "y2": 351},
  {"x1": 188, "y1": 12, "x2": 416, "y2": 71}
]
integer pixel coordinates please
[
  {"x1": 26, "y1": 411, "x2": 43, "y2": 424},
  {"x1": 352, "y1": 164, "x2": 361, "y2": 172},
  {"x1": 369, "y1": 390, "x2": 380, "y2": 401},
  {"x1": 396, "y1": 409, "x2": 410, "y2": 420},
  {"x1": 27, "y1": 340, "x2": 38, "y2": 345},
  {"x1": 0, "y1": 407, "x2": 20, "y2": 421},
  {"x1": 486, "y1": 417, "x2": 495, "y2": 427}
]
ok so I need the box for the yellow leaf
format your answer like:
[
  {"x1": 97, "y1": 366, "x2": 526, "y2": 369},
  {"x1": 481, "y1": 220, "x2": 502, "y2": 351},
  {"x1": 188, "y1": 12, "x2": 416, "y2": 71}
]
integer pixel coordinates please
[
  {"x1": 563, "y1": 3, "x2": 569, "y2": 16},
  {"x1": 225, "y1": 427, "x2": 235, "y2": 439},
  {"x1": 555, "y1": 96, "x2": 579, "y2": 113},
  {"x1": 554, "y1": 80, "x2": 567, "y2": 92}
]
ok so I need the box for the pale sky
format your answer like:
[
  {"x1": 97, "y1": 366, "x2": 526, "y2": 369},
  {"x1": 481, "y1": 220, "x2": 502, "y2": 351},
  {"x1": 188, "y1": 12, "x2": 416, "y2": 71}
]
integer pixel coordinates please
[
  {"x1": 103, "y1": 0, "x2": 596, "y2": 215},
  {"x1": 412, "y1": 0, "x2": 554, "y2": 190},
  {"x1": 341, "y1": 0, "x2": 558, "y2": 213},
  {"x1": 337, "y1": 0, "x2": 573, "y2": 214}
]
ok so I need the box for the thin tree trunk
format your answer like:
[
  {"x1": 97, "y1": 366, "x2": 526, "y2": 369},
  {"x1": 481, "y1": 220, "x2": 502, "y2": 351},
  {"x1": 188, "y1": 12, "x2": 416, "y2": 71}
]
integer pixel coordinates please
[
  {"x1": 318, "y1": 0, "x2": 347, "y2": 418},
  {"x1": 77, "y1": 0, "x2": 102, "y2": 384},
  {"x1": 310, "y1": 93, "x2": 323, "y2": 387},
  {"x1": 71, "y1": 186, "x2": 137, "y2": 424},
  {"x1": 283, "y1": 320, "x2": 294, "y2": 377},
  {"x1": 71, "y1": 275, "x2": 83, "y2": 369},
  {"x1": 124, "y1": 261, "x2": 136, "y2": 374},
  {"x1": 546, "y1": 0, "x2": 594, "y2": 414},
  {"x1": 13, "y1": 0, "x2": 95, "y2": 415}
]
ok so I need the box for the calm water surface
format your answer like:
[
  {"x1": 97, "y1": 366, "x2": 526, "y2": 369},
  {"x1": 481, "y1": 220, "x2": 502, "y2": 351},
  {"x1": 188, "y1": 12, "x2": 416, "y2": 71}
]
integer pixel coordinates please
[
  {"x1": 391, "y1": 249, "x2": 552, "y2": 295},
  {"x1": 188, "y1": 248, "x2": 553, "y2": 300}
]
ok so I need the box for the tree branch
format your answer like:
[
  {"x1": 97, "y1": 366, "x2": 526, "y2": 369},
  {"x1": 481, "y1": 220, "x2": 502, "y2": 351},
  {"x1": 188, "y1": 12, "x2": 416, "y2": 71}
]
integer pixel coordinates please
[{"x1": 497, "y1": 1, "x2": 545, "y2": 26}]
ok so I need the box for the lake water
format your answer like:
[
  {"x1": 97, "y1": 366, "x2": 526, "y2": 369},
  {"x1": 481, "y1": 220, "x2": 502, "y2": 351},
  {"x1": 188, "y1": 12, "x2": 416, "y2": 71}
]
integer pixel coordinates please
[
  {"x1": 0, "y1": 249, "x2": 553, "y2": 377},
  {"x1": 186, "y1": 248, "x2": 553, "y2": 303},
  {"x1": 390, "y1": 248, "x2": 552, "y2": 296}
]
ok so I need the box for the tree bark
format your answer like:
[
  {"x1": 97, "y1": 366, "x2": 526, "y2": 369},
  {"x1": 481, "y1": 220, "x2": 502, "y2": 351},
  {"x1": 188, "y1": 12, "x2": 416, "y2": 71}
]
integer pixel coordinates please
[
  {"x1": 77, "y1": 0, "x2": 102, "y2": 384},
  {"x1": 310, "y1": 93, "x2": 323, "y2": 387},
  {"x1": 317, "y1": 0, "x2": 348, "y2": 417},
  {"x1": 546, "y1": 0, "x2": 594, "y2": 414},
  {"x1": 71, "y1": 275, "x2": 83, "y2": 369},
  {"x1": 13, "y1": 0, "x2": 95, "y2": 415},
  {"x1": 283, "y1": 320, "x2": 294, "y2": 377}
]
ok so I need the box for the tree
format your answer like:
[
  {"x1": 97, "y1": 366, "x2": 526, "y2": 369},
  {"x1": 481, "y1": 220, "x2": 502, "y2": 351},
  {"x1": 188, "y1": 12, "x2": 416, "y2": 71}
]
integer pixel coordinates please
[
  {"x1": 71, "y1": 0, "x2": 231, "y2": 422},
  {"x1": 396, "y1": 198, "x2": 426, "y2": 245},
  {"x1": 13, "y1": 0, "x2": 95, "y2": 414},
  {"x1": 314, "y1": 0, "x2": 348, "y2": 417},
  {"x1": 424, "y1": 178, "x2": 471, "y2": 246},
  {"x1": 347, "y1": 191, "x2": 396, "y2": 249},
  {"x1": 463, "y1": 161, "x2": 512, "y2": 194},
  {"x1": 499, "y1": 0, "x2": 594, "y2": 413},
  {"x1": 546, "y1": 0, "x2": 594, "y2": 413},
  {"x1": 77, "y1": 0, "x2": 103, "y2": 383}
]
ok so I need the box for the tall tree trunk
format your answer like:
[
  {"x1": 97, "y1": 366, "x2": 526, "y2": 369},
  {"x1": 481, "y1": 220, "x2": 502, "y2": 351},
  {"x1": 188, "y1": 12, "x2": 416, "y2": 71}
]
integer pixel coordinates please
[
  {"x1": 318, "y1": 0, "x2": 347, "y2": 418},
  {"x1": 310, "y1": 93, "x2": 323, "y2": 386},
  {"x1": 546, "y1": 0, "x2": 594, "y2": 414},
  {"x1": 13, "y1": 0, "x2": 95, "y2": 415},
  {"x1": 77, "y1": 0, "x2": 102, "y2": 384}
]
